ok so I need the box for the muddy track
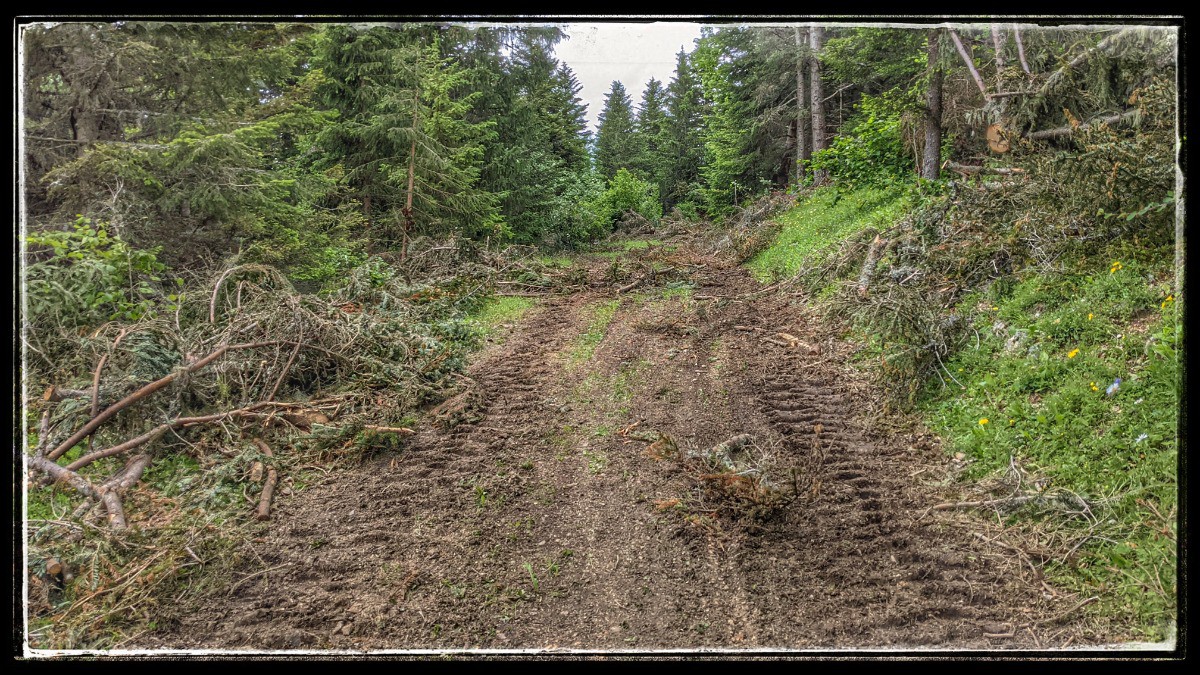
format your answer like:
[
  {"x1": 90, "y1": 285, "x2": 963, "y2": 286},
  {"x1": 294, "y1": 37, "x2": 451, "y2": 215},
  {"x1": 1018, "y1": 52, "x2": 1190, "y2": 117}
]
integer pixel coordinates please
[{"x1": 149, "y1": 241, "x2": 1064, "y2": 651}]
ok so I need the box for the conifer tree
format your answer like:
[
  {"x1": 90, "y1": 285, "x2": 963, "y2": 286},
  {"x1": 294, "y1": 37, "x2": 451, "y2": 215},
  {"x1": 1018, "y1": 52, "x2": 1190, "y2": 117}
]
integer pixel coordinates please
[{"x1": 594, "y1": 80, "x2": 639, "y2": 181}]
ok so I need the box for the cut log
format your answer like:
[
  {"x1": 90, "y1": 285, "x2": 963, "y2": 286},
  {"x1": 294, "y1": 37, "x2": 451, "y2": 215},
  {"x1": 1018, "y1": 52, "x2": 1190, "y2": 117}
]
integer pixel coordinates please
[{"x1": 252, "y1": 439, "x2": 278, "y2": 521}]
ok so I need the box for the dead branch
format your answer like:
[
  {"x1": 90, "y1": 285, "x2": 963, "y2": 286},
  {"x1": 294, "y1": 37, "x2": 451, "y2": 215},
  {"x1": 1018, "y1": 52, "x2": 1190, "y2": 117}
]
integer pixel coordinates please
[
  {"x1": 616, "y1": 274, "x2": 648, "y2": 294},
  {"x1": 252, "y1": 439, "x2": 277, "y2": 521},
  {"x1": 47, "y1": 340, "x2": 282, "y2": 461},
  {"x1": 934, "y1": 493, "x2": 1046, "y2": 511},
  {"x1": 363, "y1": 425, "x2": 416, "y2": 435},
  {"x1": 945, "y1": 161, "x2": 1027, "y2": 176},
  {"x1": 948, "y1": 29, "x2": 990, "y2": 98},
  {"x1": 1013, "y1": 24, "x2": 1032, "y2": 75},
  {"x1": 42, "y1": 386, "x2": 92, "y2": 403},
  {"x1": 1025, "y1": 110, "x2": 1139, "y2": 141},
  {"x1": 62, "y1": 402, "x2": 278, "y2": 471},
  {"x1": 98, "y1": 454, "x2": 152, "y2": 530}
]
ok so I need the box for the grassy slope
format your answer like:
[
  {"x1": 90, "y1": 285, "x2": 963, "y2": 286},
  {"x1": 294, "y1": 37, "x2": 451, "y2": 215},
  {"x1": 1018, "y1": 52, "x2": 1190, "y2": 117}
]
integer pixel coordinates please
[
  {"x1": 748, "y1": 188, "x2": 1180, "y2": 639},
  {"x1": 747, "y1": 186, "x2": 908, "y2": 282}
]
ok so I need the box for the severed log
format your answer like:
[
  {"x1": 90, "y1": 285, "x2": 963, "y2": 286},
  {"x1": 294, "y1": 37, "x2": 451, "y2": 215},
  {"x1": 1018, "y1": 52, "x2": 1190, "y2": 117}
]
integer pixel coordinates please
[
  {"x1": 252, "y1": 439, "x2": 277, "y2": 521},
  {"x1": 47, "y1": 340, "x2": 283, "y2": 461},
  {"x1": 945, "y1": 161, "x2": 1026, "y2": 176},
  {"x1": 1025, "y1": 110, "x2": 1138, "y2": 141}
]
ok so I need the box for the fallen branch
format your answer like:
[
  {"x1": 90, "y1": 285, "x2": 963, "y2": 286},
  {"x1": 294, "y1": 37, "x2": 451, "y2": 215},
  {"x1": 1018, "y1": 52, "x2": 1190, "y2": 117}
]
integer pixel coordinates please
[
  {"x1": 363, "y1": 425, "x2": 416, "y2": 435},
  {"x1": 47, "y1": 340, "x2": 282, "y2": 461},
  {"x1": 252, "y1": 439, "x2": 278, "y2": 521},
  {"x1": 1025, "y1": 110, "x2": 1139, "y2": 141},
  {"x1": 934, "y1": 493, "x2": 1046, "y2": 511},
  {"x1": 948, "y1": 29, "x2": 990, "y2": 98},
  {"x1": 856, "y1": 234, "x2": 888, "y2": 297},
  {"x1": 42, "y1": 386, "x2": 92, "y2": 403},
  {"x1": 616, "y1": 274, "x2": 648, "y2": 294},
  {"x1": 1037, "y1": 28, "x2": 1140, "y2": 97},
  {"x1": 945, "y1": 161, "x2": 1027, "y2": 176},
  {"x1": 99, "y1": 454, "x2": 151, "y2": 530},
  {"x1": 62, "y1": 402, "x2": 278, "y2": 471}
]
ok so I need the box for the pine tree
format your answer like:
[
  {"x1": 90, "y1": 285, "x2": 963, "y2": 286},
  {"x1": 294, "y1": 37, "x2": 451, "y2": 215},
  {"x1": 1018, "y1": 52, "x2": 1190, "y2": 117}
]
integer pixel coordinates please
[{"x1": 594, "y1": 80, "x2": 639, "y2": 181}]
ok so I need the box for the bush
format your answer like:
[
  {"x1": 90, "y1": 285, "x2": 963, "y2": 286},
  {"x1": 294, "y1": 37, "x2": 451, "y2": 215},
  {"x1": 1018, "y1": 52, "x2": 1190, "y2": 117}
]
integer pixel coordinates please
[
  {"x1": 24, "y1": 217, "x2": 169, "y2": 369},
  {"x1": 594, "y1": 168, "x2": 663, "y2": 228},
  {"x1": 810, "y1": 91, "x2": 916, "y2": 188}
]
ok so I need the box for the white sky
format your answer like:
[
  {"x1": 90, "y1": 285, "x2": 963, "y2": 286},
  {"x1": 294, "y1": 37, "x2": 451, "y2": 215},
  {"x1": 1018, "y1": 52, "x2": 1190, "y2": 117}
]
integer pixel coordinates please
[{"x1": 553, "y1": 22, "x2": 703, "y2": 133}]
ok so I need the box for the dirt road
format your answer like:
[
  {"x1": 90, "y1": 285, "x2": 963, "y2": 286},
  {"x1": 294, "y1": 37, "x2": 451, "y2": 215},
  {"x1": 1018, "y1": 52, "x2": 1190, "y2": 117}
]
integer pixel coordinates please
[{"x1": 150, "y1": 238, "x2": 1059, "y2": 651}]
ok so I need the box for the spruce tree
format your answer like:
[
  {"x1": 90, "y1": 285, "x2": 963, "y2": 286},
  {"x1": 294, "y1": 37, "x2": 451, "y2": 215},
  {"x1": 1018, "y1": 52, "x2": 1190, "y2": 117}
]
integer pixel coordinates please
[
  {"x1": 594, "y1": 80, "x2": 639, "y2": 181},
  {"x1": 634, "y1": 78, "x2": 669, "y2": 193},
  {"x1": 661, "y1": 49, "x2": 708, "y2": 209}
]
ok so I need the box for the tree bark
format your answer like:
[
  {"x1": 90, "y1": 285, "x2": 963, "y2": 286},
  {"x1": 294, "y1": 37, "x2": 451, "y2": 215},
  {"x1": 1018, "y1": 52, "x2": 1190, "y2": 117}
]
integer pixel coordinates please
[
  {"x1": 991, "y1": 24, "x2": 1007, "y2": 89},
  {"x1": 922, "y1": 28, "x2": 943, "y2": 181},
  {"x1": 402, "y1": 88, "x2": 419, "y2": 264},
  {"x1": 808, "y1": 25, "x2": 828, "y2": 185},
  {"x1": 794, "y1": 26, "x2": 810, "y2": 185}
]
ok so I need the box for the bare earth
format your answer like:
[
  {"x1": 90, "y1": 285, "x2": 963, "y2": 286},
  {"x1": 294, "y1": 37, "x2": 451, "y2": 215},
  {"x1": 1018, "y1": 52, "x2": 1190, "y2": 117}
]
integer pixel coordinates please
[{"x1": 147, "y1": 239, "x2": 1070, "y2": 652}]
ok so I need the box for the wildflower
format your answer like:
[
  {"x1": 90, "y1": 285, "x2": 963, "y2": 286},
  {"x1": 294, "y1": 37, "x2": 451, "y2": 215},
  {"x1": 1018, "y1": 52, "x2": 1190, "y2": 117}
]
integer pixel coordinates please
[
  {"x1": 991, "y1": 306, "x2": 998, "y2": 311},
  {"x1": 1106, "y1": 378, "x2": 1122, "y2": 396},
  {"x1": 1067, "y1": 348, "x2": 1080, "y2": 359},
  {"x1": 1162, "y1": 294, "x2": 1174, "y2": 309},
  {"x1": 1088, "y1": 313, "x2": 1094, "y2": 321},
  {"x1": 978, "y1": 418, "x2": 989, "y2": 426},
  {"x1": 1110, "y1": 260, "x2": 1123, "y2": 274},
  {"x1": 1009, "y1": 419, "x2": 1015, "y2": 426},
  {"x1": 1090, "y1": 382, "x2": 1100, "y2": 392},
  {"x1": 1134, "y1": 433, "x2": 1148, "y2": 444}
]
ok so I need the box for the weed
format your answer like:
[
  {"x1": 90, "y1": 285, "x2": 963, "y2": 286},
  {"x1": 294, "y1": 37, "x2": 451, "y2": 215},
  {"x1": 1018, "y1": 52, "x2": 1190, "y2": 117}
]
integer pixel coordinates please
[{"x1": 522, "y1": 562, "x2": 539, "y2": 591}]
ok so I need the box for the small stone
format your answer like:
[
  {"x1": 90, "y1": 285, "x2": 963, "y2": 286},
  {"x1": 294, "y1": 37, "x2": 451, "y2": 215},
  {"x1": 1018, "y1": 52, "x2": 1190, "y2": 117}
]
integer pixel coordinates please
[
  {"x1": 332, "y1": 621, "x2": 344, "y2": 635},
  {"x1": 342, "y1": 623, "x2": 353, "y2": 636}
]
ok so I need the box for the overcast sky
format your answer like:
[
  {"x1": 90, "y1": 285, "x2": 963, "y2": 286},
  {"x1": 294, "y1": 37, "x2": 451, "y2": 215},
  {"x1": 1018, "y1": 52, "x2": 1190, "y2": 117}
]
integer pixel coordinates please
[{"x1": 553, "y1": 22, "x2": 704, "y2": 133}]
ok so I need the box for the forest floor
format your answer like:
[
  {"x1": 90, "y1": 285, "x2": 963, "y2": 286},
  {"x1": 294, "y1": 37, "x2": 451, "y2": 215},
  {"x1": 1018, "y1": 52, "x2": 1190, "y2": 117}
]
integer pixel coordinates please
[{"x1": 145, "y1": 234, "x2": 1108, "y2": 652}]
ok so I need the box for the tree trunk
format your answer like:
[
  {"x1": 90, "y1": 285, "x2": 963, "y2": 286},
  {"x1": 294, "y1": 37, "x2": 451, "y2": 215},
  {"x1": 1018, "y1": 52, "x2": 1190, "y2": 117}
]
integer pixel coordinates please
[
  {"x1": 402, "y1": 90, "x2": 419, "y2": 264},
  {"x1": 1013, "y1": 24, "x2": 1032, "y2": 75},
  {"x1": 991, "y1": 24, "x2": 1007, "y2": 89},
  {"x1": 794, "y1": 26, "x2": 810, "y2": 185},
  {"x1": 808, "y1": 25, "x2": 828, "y2": 185},
  {"x1": 922, "y1": 28, "x2": 943, "y2": 181}
]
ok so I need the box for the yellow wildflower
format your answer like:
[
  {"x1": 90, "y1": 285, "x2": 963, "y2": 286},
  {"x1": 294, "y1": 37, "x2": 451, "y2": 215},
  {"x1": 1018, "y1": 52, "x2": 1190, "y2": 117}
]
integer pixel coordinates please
[
  {"x1": 1067, "y1": 348, "x2": 1080, "y2": 359},
  {"x1": 1162, "y1": 294, "x2": 1174, "y2": 309},
  {"x1": 1090, "y1": 382, "x2": 1099, "y2": 392},
  {"x1": 1008, "y1": 419, "x2": 1015, "y2": 426},
  {"x1": 991, "y1": 306, "x2": 998, "y2": 311},
  {"x1": 1110, "y1": 261, "x2": 1123, "y2": 274},
  {"x1": 979, "y1": 418, "x2": 990, "y2": 426},
  {"x1": 1088, "y1": 313, "x2": 1094, "y2": 321}
]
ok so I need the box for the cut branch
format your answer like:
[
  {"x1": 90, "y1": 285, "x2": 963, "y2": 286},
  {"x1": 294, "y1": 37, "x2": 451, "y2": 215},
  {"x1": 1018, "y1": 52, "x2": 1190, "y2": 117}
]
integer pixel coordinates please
[
  {"x1": 252, "y1": 439, "x2": 278, "y2": 521},
  {"x1": 948, "y1": 29, "x2": 989, "y2": 98},
  {"x1": 1025, "y1": 110, "x2": 1139, "y2": 141},
  {"x1": 945, "y1": 161, "x2": 1027, "y2": 176},
  {"x1": 1013, "y1": 24, "x2": 1032, "y2": 74},
  {"x1": 47, "y1": 341, "x2": 282, "y2": 461}
]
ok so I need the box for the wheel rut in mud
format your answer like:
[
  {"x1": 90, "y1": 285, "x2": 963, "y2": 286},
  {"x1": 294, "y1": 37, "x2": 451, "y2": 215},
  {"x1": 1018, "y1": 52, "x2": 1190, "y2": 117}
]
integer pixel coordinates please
[{"x1": 150, "y1": 240, "x2": 1061, "y2": 651}]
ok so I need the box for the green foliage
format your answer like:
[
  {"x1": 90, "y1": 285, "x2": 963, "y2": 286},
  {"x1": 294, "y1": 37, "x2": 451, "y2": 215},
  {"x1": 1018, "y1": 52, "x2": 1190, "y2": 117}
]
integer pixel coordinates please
[
  {"x1": 568, "y1": 299, "x2": 620, "y2": 366},
  {"x1": 595, "y1": 81, "x2": 641, "y2": 181},
  {"x1": 25, "y1": 217, "x2": 165, "y2": 330},
  {"x1": 809, "y1": 92, "x2": 917, "y2": 188},
  {"x1": 747, "y1": 186, "x2": 909, "y2": 281},
  {"x1": 921, "y1": 260, "x2": 1178, "y2": 637},
  {"x1": 592, "y1": 169, "x2": 663, "y2": 228}
]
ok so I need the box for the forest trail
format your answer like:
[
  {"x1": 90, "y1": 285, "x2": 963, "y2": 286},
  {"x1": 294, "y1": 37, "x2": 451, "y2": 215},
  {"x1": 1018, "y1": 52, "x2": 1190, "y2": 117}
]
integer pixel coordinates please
[{"x1": 149, "y1": 236, "x2": 1062, "y2": 651}]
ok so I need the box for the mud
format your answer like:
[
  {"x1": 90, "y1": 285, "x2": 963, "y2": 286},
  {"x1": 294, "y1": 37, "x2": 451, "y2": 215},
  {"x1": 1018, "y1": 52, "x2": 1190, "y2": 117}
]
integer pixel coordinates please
[{"x1": 146, "y1": 239, "x2": 1071, "y2": 651}]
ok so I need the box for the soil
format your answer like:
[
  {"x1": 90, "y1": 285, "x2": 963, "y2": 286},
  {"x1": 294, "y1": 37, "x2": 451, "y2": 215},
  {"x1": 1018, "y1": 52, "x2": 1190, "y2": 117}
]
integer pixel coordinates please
[{"x1": 146, "y1": 237, "x2": 1075, "y2": 652}]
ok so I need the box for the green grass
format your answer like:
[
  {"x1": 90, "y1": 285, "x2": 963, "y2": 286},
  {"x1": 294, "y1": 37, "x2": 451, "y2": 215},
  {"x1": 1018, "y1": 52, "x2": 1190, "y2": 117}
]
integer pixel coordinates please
[
  {"x1": 747, "y1": 186, "x2": 909, "y2": 282},
  {"x1": 568, "y1": 299, "x2": 620, "y2": 365},
  {"x1": 918, "y1": 253, "x2": 1179, "y2": 639},
  {"x1": 470, "y1": 296, "x2": 535, "y2": 337},
  {"x1": 535, "y1": 255, "x2": 574, "y2": 268}
]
